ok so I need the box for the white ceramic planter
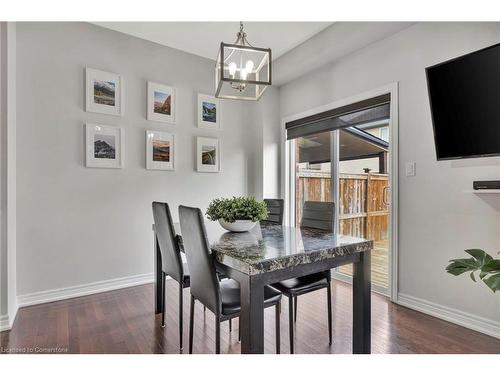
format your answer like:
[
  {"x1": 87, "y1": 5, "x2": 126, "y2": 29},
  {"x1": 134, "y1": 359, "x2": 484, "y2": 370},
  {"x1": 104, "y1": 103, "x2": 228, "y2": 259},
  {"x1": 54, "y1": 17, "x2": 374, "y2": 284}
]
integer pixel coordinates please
[{"x1": 218, "y1": 219, "x2": 257, "y2": 232}]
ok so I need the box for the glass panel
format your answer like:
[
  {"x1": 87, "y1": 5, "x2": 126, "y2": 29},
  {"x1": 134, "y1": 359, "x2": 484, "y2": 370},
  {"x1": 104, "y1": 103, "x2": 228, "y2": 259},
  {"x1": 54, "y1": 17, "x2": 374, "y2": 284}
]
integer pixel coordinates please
[
  {"x1": 294, "y1": 131, "x2": 333, "y2": 227},
  {"x1": 337, "y1": 126, "x2": 390, "y2": 289}
]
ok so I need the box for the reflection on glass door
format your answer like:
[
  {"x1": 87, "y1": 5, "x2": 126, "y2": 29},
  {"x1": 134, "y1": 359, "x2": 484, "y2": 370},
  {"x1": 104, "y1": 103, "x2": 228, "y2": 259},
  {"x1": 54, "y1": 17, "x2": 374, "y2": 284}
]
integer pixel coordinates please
[
  {"x1": 294, "y1": 131, "x2": 333, "y2": 226},
  {"x1": 336, "y1": 125, "x2": 390, "y2": 291}
]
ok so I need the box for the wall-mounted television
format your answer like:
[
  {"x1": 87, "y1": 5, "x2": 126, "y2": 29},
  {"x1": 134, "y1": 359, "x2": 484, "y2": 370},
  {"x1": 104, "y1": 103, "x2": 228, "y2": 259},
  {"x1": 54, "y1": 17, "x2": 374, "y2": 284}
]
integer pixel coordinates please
[{"x1": 426, "y1": 43, "x2": 500, "y2": 160}]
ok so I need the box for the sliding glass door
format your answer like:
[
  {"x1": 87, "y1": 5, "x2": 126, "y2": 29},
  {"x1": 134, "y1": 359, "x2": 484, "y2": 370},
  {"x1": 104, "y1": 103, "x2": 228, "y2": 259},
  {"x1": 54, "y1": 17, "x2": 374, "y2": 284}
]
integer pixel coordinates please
[{"x1": 287, "y1": 97, "x2": 392, "y2": 295}]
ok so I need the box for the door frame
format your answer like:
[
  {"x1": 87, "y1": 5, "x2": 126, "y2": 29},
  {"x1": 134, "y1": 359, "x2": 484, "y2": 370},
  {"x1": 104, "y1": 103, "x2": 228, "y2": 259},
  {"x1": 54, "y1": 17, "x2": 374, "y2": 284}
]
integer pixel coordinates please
[{"x1": 281, "y1": 82, "x2": 399, "y2": 302}]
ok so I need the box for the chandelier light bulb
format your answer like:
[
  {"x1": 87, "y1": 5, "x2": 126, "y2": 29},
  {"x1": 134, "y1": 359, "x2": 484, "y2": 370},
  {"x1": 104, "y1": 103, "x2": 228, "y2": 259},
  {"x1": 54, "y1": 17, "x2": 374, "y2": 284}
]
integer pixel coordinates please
[
  {"x1": 228, "y1": 62, "x2": 237, "y2": 77},
  {"x1": 245, "y1": 60, "x2": 254, "y2": 73},
  {"x1": 240, "y1": 67, "x2": 248, "y2": 80}
]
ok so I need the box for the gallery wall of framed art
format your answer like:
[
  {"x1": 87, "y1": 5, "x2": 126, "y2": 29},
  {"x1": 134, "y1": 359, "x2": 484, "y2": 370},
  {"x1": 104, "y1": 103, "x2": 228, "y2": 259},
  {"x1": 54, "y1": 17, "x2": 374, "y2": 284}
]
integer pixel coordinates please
[{"x1": 83, "y1": 67, "x2": 224, "y2": 174}]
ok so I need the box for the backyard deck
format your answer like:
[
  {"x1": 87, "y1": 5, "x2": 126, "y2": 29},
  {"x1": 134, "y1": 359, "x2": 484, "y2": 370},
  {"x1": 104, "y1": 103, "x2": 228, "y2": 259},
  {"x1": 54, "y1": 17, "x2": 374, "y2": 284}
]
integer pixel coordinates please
[{"x1": 338, "y1": 239, "x2": 388, "y2": 288}]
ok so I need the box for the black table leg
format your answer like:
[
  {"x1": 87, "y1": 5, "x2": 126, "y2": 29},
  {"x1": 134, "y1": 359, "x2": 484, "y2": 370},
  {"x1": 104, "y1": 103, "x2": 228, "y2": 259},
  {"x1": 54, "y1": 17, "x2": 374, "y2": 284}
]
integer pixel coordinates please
[
  {"x1": 238, "y1": 275, "x2": 265, "y2": 354},
  {"x1": 154, "y1": 234, "x2": 163, "y2": 314},
  {"x1": 353, "y1": 249, "x2": 371, "y2": 353}
]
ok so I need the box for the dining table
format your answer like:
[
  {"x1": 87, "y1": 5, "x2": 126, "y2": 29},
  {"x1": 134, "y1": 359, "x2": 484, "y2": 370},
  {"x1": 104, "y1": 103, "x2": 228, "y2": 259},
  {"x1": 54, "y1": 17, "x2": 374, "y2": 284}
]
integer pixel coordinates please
[{"x1": 153, "y1": 221, "x2": 373, "y2": 354}]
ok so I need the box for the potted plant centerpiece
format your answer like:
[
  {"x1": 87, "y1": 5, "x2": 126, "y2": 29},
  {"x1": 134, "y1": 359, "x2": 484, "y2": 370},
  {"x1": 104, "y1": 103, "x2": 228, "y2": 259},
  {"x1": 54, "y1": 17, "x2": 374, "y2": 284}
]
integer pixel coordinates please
[{"x1": 206, "y1": 196, "x2": 268, "y2": 232}]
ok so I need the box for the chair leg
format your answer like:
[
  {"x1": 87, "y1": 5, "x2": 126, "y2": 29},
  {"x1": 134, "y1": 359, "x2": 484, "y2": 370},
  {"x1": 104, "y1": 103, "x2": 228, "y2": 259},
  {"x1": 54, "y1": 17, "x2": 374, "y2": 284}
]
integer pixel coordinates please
[
  {"x1": 288, "y1": 296, "x2": 294, "y2": 354},
  {"x1": 161, "y1": 272, "x2": 166, "y2": 327},
  {"x1": 327, "y1": 283, "x2": 333, "y2": 345},
  {"x1": 189, "y1": 295, "x2": 195, "y2": 354},
  {"x1": 275, "y1": 302, "x2": 281, "y2": 354},
  {"x1": 215, "y1": 319, "x2": 221, "y2": 354},
  {"x1": 229, "y1": 319, "x2": 232, "y2": 332},
  {"x1": 294, "y1": 297, "x2": 298, "y2": 323},
  {"x1": 179, "y1": 283, "x2": 183, "y2": 350}
]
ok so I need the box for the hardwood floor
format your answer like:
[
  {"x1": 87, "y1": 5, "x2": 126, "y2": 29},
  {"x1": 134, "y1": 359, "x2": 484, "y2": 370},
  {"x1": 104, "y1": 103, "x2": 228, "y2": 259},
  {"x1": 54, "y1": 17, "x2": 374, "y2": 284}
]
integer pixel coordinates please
[{"x1": 1, "y1": 280, "x2": 499, "y2": 354}]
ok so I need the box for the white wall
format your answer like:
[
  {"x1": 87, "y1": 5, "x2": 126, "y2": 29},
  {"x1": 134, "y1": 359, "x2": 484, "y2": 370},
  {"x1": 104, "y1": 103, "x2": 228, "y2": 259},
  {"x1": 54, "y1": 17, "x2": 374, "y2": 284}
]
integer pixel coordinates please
[
  {"x1": 0, "y1": 22, "x2": 17, "y2": 330},
  {"x1": 15, "y1": 23, "x2": 255, "y2": 297},
  {"x1": 249, "y1": 86, "x2": 281, "y2": 200},
  {"x1": 278, "y1": 23, "x2": 500, "y2": 326}
]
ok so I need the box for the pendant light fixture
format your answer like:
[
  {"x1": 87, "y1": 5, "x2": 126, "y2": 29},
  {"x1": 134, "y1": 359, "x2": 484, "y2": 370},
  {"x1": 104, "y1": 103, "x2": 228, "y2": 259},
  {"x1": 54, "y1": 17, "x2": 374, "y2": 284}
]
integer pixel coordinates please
[{"x1": 215, "y1": 22, "x2": 272, "y2": 100}]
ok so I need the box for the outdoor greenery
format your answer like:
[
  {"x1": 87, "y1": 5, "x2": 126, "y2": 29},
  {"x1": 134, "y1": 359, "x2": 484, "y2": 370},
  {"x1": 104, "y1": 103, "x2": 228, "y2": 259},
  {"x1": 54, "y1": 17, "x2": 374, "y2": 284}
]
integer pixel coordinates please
[
  {"x1": 206, "y1": 196, "x2": 268, "y2": 223},
  {"x1": 446, "y1": 249, "x2": 500, "y2": 293}
]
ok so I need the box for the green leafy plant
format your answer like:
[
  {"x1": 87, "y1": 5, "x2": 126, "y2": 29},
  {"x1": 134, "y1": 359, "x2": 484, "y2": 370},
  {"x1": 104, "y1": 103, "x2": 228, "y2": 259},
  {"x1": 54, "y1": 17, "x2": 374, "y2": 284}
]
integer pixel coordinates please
[
  {"x1": 206, "y1": 196, "x2": 268, "y2": 223},
  {"x1": 446, "y1": 249, "x2": 500, "y2": 292}
]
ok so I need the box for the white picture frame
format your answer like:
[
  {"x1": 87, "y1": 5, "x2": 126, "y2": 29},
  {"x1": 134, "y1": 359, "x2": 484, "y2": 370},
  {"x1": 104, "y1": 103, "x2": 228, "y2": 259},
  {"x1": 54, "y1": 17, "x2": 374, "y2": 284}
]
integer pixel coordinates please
[
  {"x1": 85, "y1": 123, "x2": 123, "y2": 169},
  {"x1": 147, "y1": 81, "x2": 176, "y2": 123},
  {"x1": 198, "y1": 93, "x2": 220, "y2": 129},
  {"x1": 85, "y1": 67, "x2": 123, "y2": 116},
  {"x1": 197, "y1": 136, "x2": 220, "y2": 173},
  {"x1": 146, "y1": 130, "x2": 175, "y2": 171}
]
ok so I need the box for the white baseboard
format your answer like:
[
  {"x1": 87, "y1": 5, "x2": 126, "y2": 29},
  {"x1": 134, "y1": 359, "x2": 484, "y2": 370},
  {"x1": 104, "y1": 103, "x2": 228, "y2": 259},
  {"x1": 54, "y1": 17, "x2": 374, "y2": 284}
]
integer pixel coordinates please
[
  {"x1": 17, "y1": 273, "x2": 154, "y2": 308},
  {"x1": 397, "y1": 293, "x2": 500, "y2": 340},
  {"x1": 0, "y1": 314, "x2": 10, "y2": 332}
]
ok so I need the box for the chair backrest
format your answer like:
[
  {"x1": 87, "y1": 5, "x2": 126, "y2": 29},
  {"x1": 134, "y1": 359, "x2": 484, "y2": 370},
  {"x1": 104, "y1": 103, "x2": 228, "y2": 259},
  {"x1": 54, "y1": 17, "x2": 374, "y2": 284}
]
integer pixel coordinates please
[
  {"x1": 262, "y1": 199, "x2": 284, "y2": 225},
  {"x1": 301, "y1": 201, "x2": 335, "y2": 232},
  {"x1": 178, "y1": 205, "x2": 221, "y2": 314},
  {"x1": 152, "y1": 202, "x2": 184, "y2": 283}
]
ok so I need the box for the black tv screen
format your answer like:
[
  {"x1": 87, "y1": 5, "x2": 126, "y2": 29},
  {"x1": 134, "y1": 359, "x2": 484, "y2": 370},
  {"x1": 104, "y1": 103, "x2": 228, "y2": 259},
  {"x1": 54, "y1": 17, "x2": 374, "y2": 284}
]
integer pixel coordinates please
[{"x1": 426, "y1": 43, "x2": 500, "y2": 160}]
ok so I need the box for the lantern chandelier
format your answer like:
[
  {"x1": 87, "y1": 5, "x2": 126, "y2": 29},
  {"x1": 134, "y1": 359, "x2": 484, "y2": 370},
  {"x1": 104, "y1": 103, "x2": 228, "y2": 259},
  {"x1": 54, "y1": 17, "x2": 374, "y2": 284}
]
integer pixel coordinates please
[{"x1": 215, "y1": 22, "x2": 272, "y2": 101}]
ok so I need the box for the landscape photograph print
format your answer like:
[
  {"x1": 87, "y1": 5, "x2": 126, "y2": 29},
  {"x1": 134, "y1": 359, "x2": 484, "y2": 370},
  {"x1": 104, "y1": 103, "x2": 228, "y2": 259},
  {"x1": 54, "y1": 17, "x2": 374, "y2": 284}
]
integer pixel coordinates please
[
  {"x1": 146, "y1": 130, "x2": 175, "y2": 170},
  {"x1": 85, "y1": 68, "x2": 122, "y2": 116},
  {"x1": 85, "y1": 123, "x2": 123, "y2": 169},
  {"x1": 147, "y1": 82, "x2": 176, "y2": 123},
  {"x1": 93, "y1": 80, "x2": 115, "y2": 106},
  {"x1": 197, "y1": 136, "x2": 219, "y2": 172},
  {"x1": 202, "y1": 100, "x2": 216, "y2": 123},
  {"x1": 198, "y1": 93, "x2": 220, "y2": 129},
  {"x1": 154, "y1": 91, "x2": 171, "y2": 115},
  {"x1": 153, "y1": 139, "x2": 170, "y2": 162},
  {"x1": 202, "y1": 145, "x2": 216, "y2": 165},
  {"x1": 94, "y1": 134, "x2": 116, "y2": 159}
]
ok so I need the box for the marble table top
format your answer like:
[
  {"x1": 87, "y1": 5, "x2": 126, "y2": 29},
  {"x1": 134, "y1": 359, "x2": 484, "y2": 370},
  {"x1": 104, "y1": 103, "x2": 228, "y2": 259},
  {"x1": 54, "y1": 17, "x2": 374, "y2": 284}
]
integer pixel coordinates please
[{"x1": 174, "y1": 221, "x2": 372, "y2": 276}]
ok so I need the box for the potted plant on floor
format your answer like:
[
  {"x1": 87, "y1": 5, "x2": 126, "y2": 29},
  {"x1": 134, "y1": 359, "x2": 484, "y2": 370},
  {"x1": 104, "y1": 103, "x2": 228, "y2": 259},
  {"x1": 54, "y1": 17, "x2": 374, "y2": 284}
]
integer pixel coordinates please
[
  {"x1": 446, "y1": 249, "x2": 500, "y2": 292},
  {"x1": 206, "y1": 196, "x2": 268, "y2": 232}
]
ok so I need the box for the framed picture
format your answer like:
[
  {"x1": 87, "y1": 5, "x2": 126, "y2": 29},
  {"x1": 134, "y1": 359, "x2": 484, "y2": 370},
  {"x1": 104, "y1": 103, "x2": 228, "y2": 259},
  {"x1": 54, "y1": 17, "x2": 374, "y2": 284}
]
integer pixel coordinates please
[
  {"x1": 85, "y1": 67, "x2": 123, "y2": 116},
  {"x1": 147, "y1": 81, "x2": 176, "y2": 123},
  {"x1": 146, "y1": 130, "x2": 175, "y2": 171},
  {"x1": 85, "y1": 123, "x2": 123, "y2": 169},
  {"x1": 197, "y1": 136, "x2": 220, "y2": 173},
  {"x1": 198, "y1": 93, "x2": 220, "y2": 129}
]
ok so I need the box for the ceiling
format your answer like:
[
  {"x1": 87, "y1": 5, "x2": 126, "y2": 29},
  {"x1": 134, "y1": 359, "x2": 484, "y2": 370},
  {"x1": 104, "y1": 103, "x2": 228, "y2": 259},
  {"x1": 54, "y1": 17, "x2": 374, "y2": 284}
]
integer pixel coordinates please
[{"x1": 93, "y1": 22, "x2": 333, "y2": 61}]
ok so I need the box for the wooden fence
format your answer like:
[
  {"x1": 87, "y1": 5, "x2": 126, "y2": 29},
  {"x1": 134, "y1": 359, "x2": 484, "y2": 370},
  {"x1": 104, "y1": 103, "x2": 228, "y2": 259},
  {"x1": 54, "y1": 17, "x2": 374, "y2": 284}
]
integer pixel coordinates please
[{"x1": 296, "y1": 172, "x2": 389, "y2": 241}]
